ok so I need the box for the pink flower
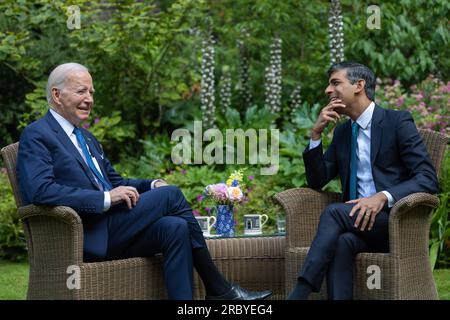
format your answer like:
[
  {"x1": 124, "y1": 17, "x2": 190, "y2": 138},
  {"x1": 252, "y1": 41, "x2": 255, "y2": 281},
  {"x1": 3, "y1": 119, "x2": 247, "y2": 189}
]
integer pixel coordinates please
[
  {"x1": 192, "y1": 210, "x2": 200, "y2": 216},
  {"x1": 396, "y1": 97, "x2": 404, "y2": 107},
  {"x1": 205, "y1": 207, "x2": 211, "y2": 213},
  {"x1": 94, "y1": 117, "x2": 100, "y2": 124},
  {"x1": 83, "y1": 123, "x2": 90, "y2": 129},
  {"x1": 207, "y1": 183, "x2": 228, "y2": 201},
  {"x1": 196, "y1": 194, "x2": 203, "y2": 202},
  {"x1": 414, "y1": 93, "x2": 424, "y2": 101},
  {"x1": 181, "y1": 169, "x2": 187, "y2": 175},
  {"x1": 248, "y1": 175, "x2": 254, "y2": 181}
]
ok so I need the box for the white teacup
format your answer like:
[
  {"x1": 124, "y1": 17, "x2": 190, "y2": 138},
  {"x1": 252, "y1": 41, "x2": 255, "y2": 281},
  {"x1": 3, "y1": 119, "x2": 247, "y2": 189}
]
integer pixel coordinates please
[
  {"x1": 195, "y1": 216, "x2": 216, "y2": 237},
  {"x1": 243, "y1": 214, "x2": 269, "y2": 235}
]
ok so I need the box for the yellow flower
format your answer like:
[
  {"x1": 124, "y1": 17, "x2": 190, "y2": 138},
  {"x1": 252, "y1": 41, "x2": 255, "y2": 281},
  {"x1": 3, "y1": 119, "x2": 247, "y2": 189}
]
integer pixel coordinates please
[
  {"x1": 226, "y1": 179, "x2": 233, "y2": 187},
  {"x1": 228, "y1": 169, "x2": 244, "y2": 183}
]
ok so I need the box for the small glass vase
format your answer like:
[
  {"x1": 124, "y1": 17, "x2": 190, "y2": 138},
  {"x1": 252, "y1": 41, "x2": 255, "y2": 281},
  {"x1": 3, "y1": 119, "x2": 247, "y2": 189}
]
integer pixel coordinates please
[{"x1": 215, "y1": 205, "x2": 235, "y2": 237}]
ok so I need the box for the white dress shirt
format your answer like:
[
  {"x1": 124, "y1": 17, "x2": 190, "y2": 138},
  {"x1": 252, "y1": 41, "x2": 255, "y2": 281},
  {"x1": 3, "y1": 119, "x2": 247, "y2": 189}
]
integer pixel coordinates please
[
  {"x1": 309, "y1": 101, "x2": 394, "y2": 207},
  {"x1": 49, "y1": 108, "x2": 111, "y2": 211}
]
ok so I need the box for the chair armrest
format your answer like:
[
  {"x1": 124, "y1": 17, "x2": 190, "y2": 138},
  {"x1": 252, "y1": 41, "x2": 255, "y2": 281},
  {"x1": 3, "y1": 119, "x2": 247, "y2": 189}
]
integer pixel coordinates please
[
  {"x1": 273, "y1": 188, "x2": 341, "y2": 247},
  {"x1": 388, "y1": 192, "x2": 439, "y2": 258},
  {"x1": 18, "y1": 205, "x2": 84, "y2": 266},
  {"x1": 18, "y1": 204, "x2": 82, "y2": 224}
]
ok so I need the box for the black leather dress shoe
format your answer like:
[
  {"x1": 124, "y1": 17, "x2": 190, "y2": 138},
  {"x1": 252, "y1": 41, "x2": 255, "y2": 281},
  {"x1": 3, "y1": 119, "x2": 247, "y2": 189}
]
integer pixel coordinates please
[{"x1": 205, "y1": 284, "x2": 272, "y2": 300}]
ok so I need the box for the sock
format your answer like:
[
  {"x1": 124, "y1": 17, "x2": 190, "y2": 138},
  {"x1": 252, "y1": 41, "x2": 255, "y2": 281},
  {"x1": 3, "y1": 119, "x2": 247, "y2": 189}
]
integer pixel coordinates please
[
  {"x1": 192, "y1": 247, "x2": 231, "y2": 296},
  {"x1": 287, "y1": 277, "x2": 312, "y2": 300}
]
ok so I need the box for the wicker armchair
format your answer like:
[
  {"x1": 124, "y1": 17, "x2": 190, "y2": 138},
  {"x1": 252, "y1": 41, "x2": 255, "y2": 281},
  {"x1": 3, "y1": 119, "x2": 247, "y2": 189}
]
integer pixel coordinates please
[
  {"x1": 1, "y1": 142, "x2": 285, "y2": 300},
  {"x1": 274, "y1": 129, "x2": 448, "y2": 300}
]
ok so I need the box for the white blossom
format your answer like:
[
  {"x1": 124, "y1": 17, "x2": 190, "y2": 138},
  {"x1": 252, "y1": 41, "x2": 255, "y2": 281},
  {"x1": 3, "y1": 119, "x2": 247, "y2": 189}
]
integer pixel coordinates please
[
  {"x1": 264, "y1": 38, "x2": 282, "y2": 116},
  {"x1": 201, "y1": 35, "x2": 216, "y2": 129},
  {"x1": 288, "y1": 85, "x2": 302, "y2": 130},
  {"x1": 219, "y1": 69, "x2": 232, "y2": 114},
  {"x1": 328, "y1": 0, "x2": 345, "y2": 64},
  {"x1": 237, "y1": 40, "x2": 252, "y2": 109}
]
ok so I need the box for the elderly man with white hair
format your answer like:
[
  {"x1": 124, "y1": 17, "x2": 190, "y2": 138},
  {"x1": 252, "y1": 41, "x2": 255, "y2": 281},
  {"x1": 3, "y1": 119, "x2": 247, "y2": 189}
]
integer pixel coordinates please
[{"x1": 17, "y1": 62, "x2": 272, "y2": 300}]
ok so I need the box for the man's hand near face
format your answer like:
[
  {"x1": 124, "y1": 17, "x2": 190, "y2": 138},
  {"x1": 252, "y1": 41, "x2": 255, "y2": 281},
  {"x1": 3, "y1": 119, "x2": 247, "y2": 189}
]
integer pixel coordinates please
[
  {"x1": 346, "y1": 192, "x2": 388, "y2": 231},
  {"x1": 311, "y1": 99, "x2": 346, "y2": 140}
]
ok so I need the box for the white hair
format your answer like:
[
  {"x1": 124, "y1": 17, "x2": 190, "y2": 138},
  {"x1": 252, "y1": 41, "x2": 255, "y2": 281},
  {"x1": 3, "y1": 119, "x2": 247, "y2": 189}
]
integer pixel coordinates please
[{"x1": 46, "y1": 62, "x2": 89, "y2": 105}]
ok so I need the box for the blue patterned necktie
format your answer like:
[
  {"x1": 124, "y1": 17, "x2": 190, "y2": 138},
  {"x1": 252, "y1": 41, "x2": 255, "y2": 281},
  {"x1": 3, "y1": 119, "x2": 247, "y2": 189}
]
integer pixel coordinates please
[
  {"x1": 349, "y1": 122, "x2": 359, "y2": 200},
  {"x1": 73, "y1": 127, "x2": 112, "y2": 191}
]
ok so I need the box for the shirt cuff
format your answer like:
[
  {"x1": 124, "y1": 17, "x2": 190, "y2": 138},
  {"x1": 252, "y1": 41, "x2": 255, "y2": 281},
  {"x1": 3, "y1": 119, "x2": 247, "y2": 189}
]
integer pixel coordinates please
[
  {"x1": 309, "y1": 138, "x2": 321, "y2": 150},
  {"x1": 103, "y1": 191, "x2": 111, "y2": 212},
  {"x1": 151, "y1": 179, "x2": 164, "y2": 190},
  {"x1": 381, "y1": 191, "x2": 395, "y2": 208}
]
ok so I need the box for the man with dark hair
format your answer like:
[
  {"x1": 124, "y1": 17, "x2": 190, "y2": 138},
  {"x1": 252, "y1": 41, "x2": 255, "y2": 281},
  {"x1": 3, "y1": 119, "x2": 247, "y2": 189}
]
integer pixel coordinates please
[
  {"x1": 287, "y1": 61, "x2": 438, "y2": 299},
  {"x1": 17, "y1": 62, "x2": 272, "y2": 300}
]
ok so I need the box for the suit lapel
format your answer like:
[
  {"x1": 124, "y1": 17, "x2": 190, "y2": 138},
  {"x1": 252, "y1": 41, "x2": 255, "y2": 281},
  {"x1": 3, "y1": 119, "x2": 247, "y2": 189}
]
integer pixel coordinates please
[
  {"x1": 370, "y1": 105, "x2": 385, "y2": 166},
  {"x1": 44, "y1": 112, "x2": 102, "y2": 190}
]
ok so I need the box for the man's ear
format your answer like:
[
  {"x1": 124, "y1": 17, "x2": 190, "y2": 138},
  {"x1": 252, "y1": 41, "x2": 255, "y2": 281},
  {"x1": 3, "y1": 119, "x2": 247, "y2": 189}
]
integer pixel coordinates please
[
  {"x1": 354, "y1": 79, "x2": 366, "y2": 95},
  {"x1": 51, "y1": 87, "x2": 61, "y2": 106}
]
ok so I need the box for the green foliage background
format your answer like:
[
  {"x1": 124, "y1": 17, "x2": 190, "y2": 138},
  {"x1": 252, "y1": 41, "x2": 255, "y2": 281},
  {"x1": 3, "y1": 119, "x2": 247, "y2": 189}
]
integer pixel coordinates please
[{"x1": 0, "y1": 0, "x2": 448, "y2": 265}]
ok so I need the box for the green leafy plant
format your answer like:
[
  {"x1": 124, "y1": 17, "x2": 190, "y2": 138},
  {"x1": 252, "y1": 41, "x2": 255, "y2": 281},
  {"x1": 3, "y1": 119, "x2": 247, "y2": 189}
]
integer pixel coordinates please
[{"x1": 0, "y1": 170, "x2": 27, "y2": 262}]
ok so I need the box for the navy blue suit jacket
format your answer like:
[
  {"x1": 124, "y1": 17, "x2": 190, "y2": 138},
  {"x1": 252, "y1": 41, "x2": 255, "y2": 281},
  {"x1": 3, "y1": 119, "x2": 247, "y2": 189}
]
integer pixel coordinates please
[
  {"x1": 17, "y1": 111, "x2": 153, "y2": 261},
  {"x1": 303, "y1": 105, "x2": 438, "y2": 202}
]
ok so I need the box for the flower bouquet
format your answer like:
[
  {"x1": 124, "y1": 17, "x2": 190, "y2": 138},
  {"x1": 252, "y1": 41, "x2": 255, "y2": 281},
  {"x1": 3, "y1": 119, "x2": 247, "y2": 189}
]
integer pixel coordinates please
[{"x1": 203, "y1": 169, "x2": 246, "y2": 237}]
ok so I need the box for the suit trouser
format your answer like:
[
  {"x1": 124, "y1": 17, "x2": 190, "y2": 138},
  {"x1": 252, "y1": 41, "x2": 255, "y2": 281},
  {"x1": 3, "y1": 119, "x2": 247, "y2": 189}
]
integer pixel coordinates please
[
  {"x1": 299, "y1": 203, "x2": 389, "y2": 299},
  {"x1": 106, "y1": 185, "x2": 207, "y2": 299}
]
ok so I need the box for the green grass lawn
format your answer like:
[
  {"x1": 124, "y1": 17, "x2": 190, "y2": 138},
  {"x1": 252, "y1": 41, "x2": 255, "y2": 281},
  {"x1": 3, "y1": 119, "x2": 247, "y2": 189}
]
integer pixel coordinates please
[
  {"x1": 434, "y1": 268, "x2": 450, "y2": 300},
  {"x1": 0, "y1": 260, "x2": 28, "y2": 300},
  {"x1": 0, "y1": 259, "x2": 449, "y2": 300}
]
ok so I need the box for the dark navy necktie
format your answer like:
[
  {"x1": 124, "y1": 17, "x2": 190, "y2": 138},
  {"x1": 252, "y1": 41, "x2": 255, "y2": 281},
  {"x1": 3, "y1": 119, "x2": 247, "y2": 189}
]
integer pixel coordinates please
[
  {"x1": 349, "y1": 122, "x2": 359, "y2": 200},
  {"x1": 73, "y1": 127, "x2": 112, "y2": 191}
]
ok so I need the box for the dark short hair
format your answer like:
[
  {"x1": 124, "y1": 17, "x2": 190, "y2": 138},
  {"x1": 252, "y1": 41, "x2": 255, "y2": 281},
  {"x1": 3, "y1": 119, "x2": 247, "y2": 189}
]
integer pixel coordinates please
[{"x1": 327, "y1": 61, "x2": 376, "y2": 101}]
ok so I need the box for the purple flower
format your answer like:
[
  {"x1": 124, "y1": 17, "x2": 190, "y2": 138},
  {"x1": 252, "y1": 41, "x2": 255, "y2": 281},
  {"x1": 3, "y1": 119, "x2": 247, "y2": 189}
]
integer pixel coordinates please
[
  {"x1": 413, "y1": 93, "x2": 424, "y2": 101},
  {"x1": 83, "y1": 123, "x2": 90, "y2": 129},
  {"x1": 396, "y1": 97, "x2": 404, "y2": 107},
  {"x1": 192, "y1": 210, "x2": 200, "y2": 216},
  {"x1": 196, "y1": 194, "x2": 203, "y2": 202},
  {"x1": 205, "y1": 207, "x2": 211, "y2": 213},
  {"x1": 445, "y1": 83, "x2": 450, "y2": 93},
  {"x1": 206, "y1": 183, "x2": 228, "y2": 201},
  {"x1": 181, "y1": 169, "x2": 187, "y2": 175},
  {"x1": 94, "y1": 117, "x2": 100, "y2": 124},
  {"x1": 248, "y1": 175, "x2": 254, "y2": 181}
]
